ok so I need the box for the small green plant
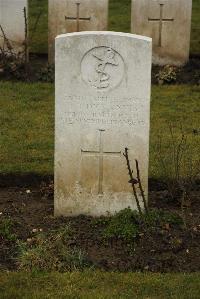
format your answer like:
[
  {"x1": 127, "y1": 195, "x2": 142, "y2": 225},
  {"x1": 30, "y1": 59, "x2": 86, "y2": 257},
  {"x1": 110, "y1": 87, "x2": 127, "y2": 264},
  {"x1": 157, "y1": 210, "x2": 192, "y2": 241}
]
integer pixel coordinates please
[
  {"x1": 103, "y1": 208, "x2": 183, "y2": 242},
  {"x1": 17, "y1": 226, "x2": 91, "y2": 272},
  {"x1": 143, "y1": 210, "x2": 183, "y2": 227},
  {"x1": 37, "y1": 64, "x2": 54, "y2": 83},
  {"x1": 0, "y1": 218, "x2": 17, "y2": 241},
  {"x1": 92, "y1": 217, "x2": 110, "y2": 227},
  {"x1": 156, "y1": 65, "x2": 178, "y2": 84},
  {"x1": 103, "y1": 208, "x2": 140, "y2": 241}
]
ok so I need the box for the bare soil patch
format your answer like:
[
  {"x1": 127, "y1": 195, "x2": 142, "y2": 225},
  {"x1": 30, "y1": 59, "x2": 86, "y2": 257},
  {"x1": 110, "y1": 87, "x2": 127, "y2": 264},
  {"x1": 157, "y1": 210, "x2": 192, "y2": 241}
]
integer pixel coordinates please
[{"x1": 0, "y1": 181, "x2": 199, "y2": 273}]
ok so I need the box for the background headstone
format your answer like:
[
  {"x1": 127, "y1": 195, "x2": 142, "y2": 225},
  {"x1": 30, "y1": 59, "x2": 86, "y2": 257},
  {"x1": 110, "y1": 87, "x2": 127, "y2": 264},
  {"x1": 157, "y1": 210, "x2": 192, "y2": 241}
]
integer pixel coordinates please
[
  {"x1": 0, "y1": 0, "x2": 28, "y2": 57},
  {"x1": 48, "y1": 0, "x2": 109, "y2": 63},
  {"x1": 55, "y1": 31, "x2": 152, "y2": 217},
  {"x1": 131, "y1": 0, "x2": 192, "y2": 65}
]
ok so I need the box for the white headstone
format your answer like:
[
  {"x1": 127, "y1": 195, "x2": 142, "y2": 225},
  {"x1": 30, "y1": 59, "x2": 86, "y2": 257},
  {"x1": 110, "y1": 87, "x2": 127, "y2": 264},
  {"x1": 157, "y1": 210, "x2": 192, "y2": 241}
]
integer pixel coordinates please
[
  {"x1": 0, "y1": 0, "x2": 28, "y2": 57},
  {"x1": 48, "y1": 0, "x2": 109, "y2": 63},
  {"x1": 131, "y1": 0, "x2": 192, "y2": 66},
  {"x1": 55, "y1": 31, "x2": 152, "y2": 217}
]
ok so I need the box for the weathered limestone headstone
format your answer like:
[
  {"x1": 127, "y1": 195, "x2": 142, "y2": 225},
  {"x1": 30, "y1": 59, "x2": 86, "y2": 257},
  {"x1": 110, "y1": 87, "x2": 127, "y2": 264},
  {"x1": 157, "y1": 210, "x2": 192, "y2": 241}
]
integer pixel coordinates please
[
  {"x1": 48, "y1": 0, "x2": 108, "y2": 63},
  {"x1": 131, "y1": 0, "x2": 192, "y2": 65},
  {"x1": 0, "y1": 0, "x2": 28, "y2": 57},
  {"x1": 55, "y1": 31, "x2": 152, "y2": 217}
]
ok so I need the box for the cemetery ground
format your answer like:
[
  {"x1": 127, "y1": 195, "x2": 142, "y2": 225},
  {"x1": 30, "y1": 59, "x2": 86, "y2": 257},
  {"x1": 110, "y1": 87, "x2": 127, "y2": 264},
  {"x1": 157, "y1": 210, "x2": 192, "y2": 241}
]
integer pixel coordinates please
[
  {"x1": 0, "y1": 0, "x2": 200, "y2": 297},
  {"x1": 0, "y1": 83, "x2": 200, "y2": 297}
]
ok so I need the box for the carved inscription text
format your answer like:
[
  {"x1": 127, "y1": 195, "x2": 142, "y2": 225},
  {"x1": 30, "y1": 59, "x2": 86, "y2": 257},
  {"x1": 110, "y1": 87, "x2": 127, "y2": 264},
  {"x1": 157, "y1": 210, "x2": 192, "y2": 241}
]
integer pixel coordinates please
[{"x1": 61, "y1": 95, "x2": 147, "y2": 127}]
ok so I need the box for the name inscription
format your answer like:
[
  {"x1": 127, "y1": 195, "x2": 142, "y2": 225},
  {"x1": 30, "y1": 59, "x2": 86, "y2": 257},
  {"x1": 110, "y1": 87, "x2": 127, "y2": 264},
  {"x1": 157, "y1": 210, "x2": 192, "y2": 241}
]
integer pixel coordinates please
[{"x1": 61, "y1": 95, "x2": 147, "y2": 127}]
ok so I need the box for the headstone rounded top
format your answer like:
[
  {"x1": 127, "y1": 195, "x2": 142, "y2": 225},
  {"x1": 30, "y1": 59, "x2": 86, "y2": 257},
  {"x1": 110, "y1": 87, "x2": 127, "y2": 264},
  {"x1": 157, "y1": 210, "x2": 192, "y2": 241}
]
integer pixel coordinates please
[{"x1": 55, "y1": 31, "x2": 152, "y2": 43}]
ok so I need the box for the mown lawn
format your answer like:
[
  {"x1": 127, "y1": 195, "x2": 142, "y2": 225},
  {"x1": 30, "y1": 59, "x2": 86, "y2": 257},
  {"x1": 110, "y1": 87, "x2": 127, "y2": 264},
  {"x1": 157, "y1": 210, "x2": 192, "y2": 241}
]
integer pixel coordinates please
[
  {"x1": 0, "y1": 271, "x2": 200, "y2": 299},
  {"x1": 0, "y1": 82, "x2": 54, "y2": 175},
  {"x1": 29, "y1": 0, "x2": 48, "y2": 54},
  {"x1": 29, "y1": 0, "x2": 200, "y2": 55},
  {"x1": 0, "y1": 82, "x2": 199, "y2": 178}
]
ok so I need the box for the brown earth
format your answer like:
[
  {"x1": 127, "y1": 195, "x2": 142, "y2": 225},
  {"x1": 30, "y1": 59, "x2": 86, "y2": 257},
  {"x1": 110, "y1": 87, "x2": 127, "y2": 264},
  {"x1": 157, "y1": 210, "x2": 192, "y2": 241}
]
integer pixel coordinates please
[{"x1": 0, "y1": 179, "x2": 200, "y2": 273}]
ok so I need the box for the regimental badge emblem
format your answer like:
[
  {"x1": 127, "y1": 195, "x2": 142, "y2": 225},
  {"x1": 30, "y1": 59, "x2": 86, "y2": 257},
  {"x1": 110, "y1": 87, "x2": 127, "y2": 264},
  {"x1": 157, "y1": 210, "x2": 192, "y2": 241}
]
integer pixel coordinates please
[{"x1": 81, "y1": 46, "x2": 125, "y2": 91}]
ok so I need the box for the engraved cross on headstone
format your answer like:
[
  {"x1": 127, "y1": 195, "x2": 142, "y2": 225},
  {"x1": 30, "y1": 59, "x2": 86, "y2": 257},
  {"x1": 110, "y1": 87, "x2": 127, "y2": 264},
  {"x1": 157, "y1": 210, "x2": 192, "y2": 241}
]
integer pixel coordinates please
[
  {"x1": 65, "y1": 2, "x2": 91, "y2": 32},
  {"x1": 81, "y1": 129, "x2": 121, "y2": 195},
  {"x1": 148, "y1": 3, "x2": 174, "y2": 47}
]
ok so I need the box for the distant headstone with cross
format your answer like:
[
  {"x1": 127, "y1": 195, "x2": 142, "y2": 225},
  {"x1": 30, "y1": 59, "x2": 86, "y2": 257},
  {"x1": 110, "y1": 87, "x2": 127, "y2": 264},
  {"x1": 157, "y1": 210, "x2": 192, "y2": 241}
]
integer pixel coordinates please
[
  {"x1": 55, "y1": 31, "x2": 152, "y2": 216},
  {"x1": 48, "y1": 0, "x2": 108, "y2": 63},
  {"x1": 131, "y1": 0, "x2": 192, "y2": 65},
  {"x1": 0, "y1": 0, "x2": 28, "y2": 57}
]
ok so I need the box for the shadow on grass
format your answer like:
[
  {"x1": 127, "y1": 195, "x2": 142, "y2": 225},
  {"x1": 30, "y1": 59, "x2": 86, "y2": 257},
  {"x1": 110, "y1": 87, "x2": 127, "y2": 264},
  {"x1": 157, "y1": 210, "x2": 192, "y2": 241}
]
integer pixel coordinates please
[{"x1": 0, "y1": 173, "x2": 53, "y2": 188}]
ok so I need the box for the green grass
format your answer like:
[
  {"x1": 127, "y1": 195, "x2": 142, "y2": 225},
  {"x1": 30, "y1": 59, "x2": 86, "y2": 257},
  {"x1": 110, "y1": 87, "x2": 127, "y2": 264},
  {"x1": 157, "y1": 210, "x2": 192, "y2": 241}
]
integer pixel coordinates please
[
  {"x1": 150, "y1": 85, "x2": 200, "y2": 179},
  {"x1": 191, "y1": 0, "x2": 200, "y2": 55},
  {"x1": 29, "y1": 0, "x2": 48, "y2": 54},
  {"x1": 0, "y1": 82, "x2": 199, "y2": 178},
  {"x1": 29, "y1": 0, "x2": 200, "y2": 55},
  {"x1": 17, "y1": 226, "x2": 89, "y2": 272},
  {"x1": 109, "y1": 0, "x2": 131, "y2": 33},
  {"x1": 0, "y1": 271, "x2": 199, "y2": 298},
  {"x1": 0, "y1": 82, "x2": 54, "y2": 174}
]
